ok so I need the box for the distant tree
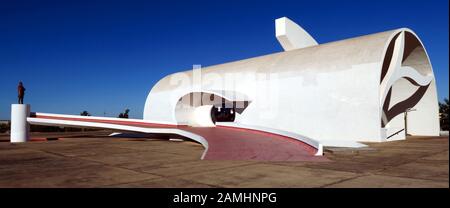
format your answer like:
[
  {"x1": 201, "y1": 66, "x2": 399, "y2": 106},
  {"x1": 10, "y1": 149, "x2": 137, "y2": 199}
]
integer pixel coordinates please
[
  {"x1": 0, "y1": 122, "x2": 10, "y2": 133},
  {"x1": 118, "y1": 109, "x2": 130, "y2": 119},
  {"x1": 80, "y1": 111, "x2": 91, "y2": 116},
  {"x1": 439, "y1": 98, "x2": 449, "y2": 131}
]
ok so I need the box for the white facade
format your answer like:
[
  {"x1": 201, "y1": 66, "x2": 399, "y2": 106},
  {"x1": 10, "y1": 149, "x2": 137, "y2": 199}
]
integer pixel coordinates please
[{"x1": 143, "y1": 17, "x2": 440, "y2": 147}]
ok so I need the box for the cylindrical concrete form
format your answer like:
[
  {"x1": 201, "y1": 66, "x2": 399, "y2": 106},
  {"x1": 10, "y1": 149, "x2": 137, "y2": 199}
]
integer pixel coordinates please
[
  {"x1": 191, "y1": 105, "x2": 215, "y2": 127},
  {"x1": 10, "y1": 104, "x2": 30, "y2": 143}
]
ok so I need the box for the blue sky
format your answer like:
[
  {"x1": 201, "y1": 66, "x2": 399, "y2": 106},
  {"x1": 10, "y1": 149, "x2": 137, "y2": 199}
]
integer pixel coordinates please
[{"x1": 0, "y1": 0, "x2": 448, "y2": 119}]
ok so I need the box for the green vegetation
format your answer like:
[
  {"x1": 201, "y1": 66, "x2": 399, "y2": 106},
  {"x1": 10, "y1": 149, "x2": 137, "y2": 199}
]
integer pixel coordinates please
[
  {"x1": 118, "y1": 109, "x2": 130, "y2": 119},
  {"x1": 439, "y1": 98, "x2": 449, "y2": 131},
  {"x1": 80, "y1": 111, "x2": 91, "y2": 116},
  {"x1": 0, "y1": 122, "x2": 10, "y2": 133}
]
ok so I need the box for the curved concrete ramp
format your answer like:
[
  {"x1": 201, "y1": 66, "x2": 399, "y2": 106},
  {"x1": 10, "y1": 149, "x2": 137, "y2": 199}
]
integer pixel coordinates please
[
  {"x1": 181, "y1": 126, "x2": 326, "y2": 161},
  {"x1": 28, "y1": 113, "x2": 325, "y2": 161}
]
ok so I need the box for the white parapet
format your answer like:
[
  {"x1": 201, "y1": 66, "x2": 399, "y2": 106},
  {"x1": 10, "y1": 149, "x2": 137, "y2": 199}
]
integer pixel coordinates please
[{"x1": 10, "y1": 104, "x2": 30, "y2": 143}]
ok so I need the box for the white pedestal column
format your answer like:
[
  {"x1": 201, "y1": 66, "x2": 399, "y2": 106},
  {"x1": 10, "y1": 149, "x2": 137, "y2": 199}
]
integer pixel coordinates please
[{"x1": 10, "y1": 104, "x2": 30, "y2": 143}]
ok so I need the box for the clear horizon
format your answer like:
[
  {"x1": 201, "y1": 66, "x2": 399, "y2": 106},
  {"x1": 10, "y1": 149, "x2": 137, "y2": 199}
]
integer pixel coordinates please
[{"x1": 1, "y1": 0, "x2": 448, "y2": 120}]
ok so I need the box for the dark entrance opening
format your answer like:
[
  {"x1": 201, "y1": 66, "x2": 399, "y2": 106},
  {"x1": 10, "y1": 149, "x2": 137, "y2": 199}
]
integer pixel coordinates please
[{"x1": 211, "y1": 106, "x2": 235, "y2": 123}]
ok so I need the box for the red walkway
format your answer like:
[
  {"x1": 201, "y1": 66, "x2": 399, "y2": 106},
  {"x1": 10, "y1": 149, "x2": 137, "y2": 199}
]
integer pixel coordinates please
[{"x1": 33, "y1": 115, "x2": 327, "y2": 161}]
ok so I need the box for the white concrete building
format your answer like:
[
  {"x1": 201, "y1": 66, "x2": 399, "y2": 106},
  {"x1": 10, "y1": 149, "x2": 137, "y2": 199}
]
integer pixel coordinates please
[{"x1": 143, "y1": 17, "x2": 440, "y2": 147}]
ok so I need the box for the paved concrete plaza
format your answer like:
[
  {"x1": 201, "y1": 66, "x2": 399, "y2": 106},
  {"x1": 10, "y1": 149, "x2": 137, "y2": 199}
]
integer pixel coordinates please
[{"x1": 0, "y1": 131, "x2": 448, "y2": 188}]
